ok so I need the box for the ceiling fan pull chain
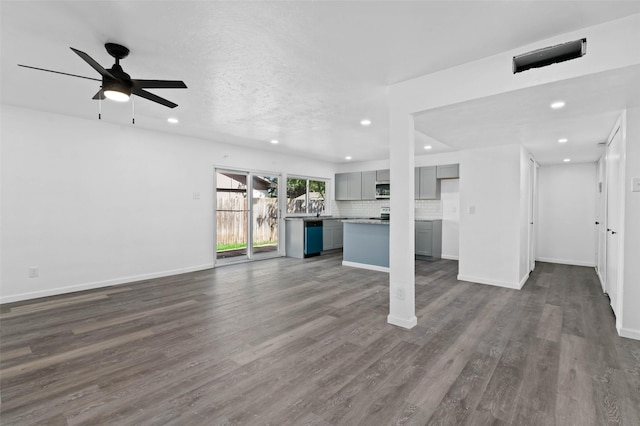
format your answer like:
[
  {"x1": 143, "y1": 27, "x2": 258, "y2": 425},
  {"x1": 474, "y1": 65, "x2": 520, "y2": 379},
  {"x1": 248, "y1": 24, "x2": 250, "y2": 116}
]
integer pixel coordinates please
[
  {"x1": 98, "y1": 96, "x2": 102, "y2": 120},
  {"x1": 132, "y1": 96, "x2": 135, "y2": 124}
]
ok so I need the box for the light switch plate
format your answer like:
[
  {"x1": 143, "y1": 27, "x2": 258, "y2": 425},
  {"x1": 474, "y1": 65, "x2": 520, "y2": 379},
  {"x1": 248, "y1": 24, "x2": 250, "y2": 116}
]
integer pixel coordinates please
[{"x1": 632, "y1": 177, "x2": 640, "y2": 192}]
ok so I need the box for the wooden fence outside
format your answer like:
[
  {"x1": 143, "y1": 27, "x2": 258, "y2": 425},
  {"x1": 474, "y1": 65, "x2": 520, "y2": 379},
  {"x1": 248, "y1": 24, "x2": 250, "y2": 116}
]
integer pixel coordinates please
[{"x1": 216, "y1": 196, "x2": 278, "y2": 246}]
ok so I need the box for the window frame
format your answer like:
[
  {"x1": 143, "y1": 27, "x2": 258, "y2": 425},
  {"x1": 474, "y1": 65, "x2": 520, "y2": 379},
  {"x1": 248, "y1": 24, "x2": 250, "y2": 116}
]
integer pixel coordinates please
[{"x1": 285, "y1": 175, "x2": 329, "y2": 216}]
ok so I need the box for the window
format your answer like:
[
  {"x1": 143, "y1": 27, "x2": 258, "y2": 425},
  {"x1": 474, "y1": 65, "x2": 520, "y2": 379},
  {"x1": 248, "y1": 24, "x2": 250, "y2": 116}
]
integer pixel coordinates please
[{"x1": 286, "y1": 177, "x2": 326, "y2": 215}]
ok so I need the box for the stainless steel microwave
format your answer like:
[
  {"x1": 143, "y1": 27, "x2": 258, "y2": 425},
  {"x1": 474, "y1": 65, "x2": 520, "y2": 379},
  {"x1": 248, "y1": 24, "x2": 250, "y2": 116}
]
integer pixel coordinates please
[{"x1": 375, "y1": 182, "x2": 390, "y2": 199}]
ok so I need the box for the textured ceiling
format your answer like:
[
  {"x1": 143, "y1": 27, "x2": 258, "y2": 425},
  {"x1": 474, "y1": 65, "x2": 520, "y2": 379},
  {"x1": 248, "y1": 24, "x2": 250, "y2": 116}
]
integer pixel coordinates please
[{"x1": 2, "y1": 1, "x2": 640, "y2": 164}]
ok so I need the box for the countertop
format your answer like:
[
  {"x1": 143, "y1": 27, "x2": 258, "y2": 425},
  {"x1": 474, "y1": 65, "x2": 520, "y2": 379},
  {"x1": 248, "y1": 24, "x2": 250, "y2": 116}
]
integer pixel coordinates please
[
  {"x1": 285, "y1": 216, "x2": 441, "y2": 223},
  {"x1": 284, "y1": 216, "x2": 348, "y2": 222},
  {"x1": 341, "y1": 219, "x2": 390, "y2": 225}
]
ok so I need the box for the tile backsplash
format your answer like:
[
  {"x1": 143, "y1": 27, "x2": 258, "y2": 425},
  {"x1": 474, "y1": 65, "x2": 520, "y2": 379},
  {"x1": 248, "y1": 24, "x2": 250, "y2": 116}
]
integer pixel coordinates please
[{"x1": 332, "y1": 199, "x2": 442, "y2": 220}]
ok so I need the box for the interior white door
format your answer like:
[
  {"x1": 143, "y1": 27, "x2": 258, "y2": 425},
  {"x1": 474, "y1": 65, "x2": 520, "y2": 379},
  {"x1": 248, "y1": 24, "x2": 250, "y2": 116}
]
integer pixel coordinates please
[
  {"x1": 596, "y1": 158, "x2": 606, "y2": 290},
  {"x1": 605, "y1": 127, "x2": 621, "y2": 315},
  {"x1": 528, "y1": 158, "x2": 537, "y2": 272}
]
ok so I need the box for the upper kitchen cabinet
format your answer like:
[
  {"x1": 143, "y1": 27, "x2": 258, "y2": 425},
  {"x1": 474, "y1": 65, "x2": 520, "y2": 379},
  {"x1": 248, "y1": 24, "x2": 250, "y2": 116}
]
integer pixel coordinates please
[
  {"x1": 436, "y1": 164, "x2": 459, "y2": 179},
  {"x1": 335, "y1": 172, "x2": 362, "y2": 200},
  {"x1": 415, "y1": 166, "x2": 441, "y2": 200},
  {"x1": 376, "y1": 169, "x2": 390, "y2": 182},
  {"x1": 361, "y1": 171, "x2": 376, "y2": 200}
]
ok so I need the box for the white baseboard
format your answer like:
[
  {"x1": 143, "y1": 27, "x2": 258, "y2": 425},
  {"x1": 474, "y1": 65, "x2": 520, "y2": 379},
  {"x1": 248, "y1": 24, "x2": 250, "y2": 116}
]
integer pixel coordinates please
[
  {"x1": 387, "y1": 314, "x2": 417, "y2": 329},
  {"x1": 0, "y1": 263, "x2": 214, "y2": 305},
  {"x1": 596, "y1": 269, "x2": 606, "y2": 293},
  {"x1": 618, "y1": 326, "x2": 640, "y2": 341},
  {"x1": 342, "y1": 261, "x2": 389, "y2": 273},
  {"x1": 457, "y1": 274, "x2": 525, "y2": 290},
  {"x1": 441, "y1": 254, "x2": 459, "y2": 260},
  {"x1": 536, "y1": 257, "x2": 596, "y2": 267}
]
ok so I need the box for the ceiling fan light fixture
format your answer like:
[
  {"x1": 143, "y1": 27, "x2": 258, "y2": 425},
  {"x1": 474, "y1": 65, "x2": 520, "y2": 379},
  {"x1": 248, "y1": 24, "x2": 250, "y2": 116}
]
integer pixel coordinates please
[
  {"x1": 104, "y1": 90, "x2": 130, "y2": 102},
  {"x1": 103, "y1": 80, "x2": 131, "y2": 102}
]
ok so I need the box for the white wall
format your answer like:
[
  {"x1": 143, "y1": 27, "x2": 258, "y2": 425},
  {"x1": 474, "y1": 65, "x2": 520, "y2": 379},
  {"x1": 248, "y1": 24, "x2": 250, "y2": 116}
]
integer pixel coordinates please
[
  {"x1": 536, "y1": 163, "x2": 597, "y2": 267},
  {"x1": 0, "y1": 105, "x2": 336, "y2": 303},
  {"x1": 458, "y1": 144, "x2": 526, "y2": 289},
  {"x1": 440, "y1": 179, "x2": 459, "y2": 260},
  {"x1": 519, "y1": 149, "x2": 531, "y2": 280},
  {"x1": 621, "y1": 107, "x2": 640, "y2": 339}
]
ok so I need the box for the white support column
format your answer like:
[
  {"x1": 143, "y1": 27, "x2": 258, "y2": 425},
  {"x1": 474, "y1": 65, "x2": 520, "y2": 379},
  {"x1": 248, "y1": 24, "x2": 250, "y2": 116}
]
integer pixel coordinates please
[{"x1": 387, "y1": 110, "x2": 417, "y2": 329}]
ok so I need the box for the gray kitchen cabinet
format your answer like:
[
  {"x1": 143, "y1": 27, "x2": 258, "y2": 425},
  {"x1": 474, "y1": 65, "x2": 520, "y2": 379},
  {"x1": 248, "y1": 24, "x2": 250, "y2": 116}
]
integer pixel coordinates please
[
  {"x1": 335, "y1": 172, "x2": 362, "y2": 200},
  {"x1": 285, "y1": 219, "x2": 305, "y2": 259},
  {"x1": 436, "y1": 164, "x2": 459, "y2": 179},
  {"x1": 322, "y1": 219, "x2": 344, "y2": 250},
  {"x1": 376, "y1": 169, "x2": 390, "y2": 182},
  {"x1": 415, "y1": 220, "x2": 442, "y2": 259},
  {"x1": 415, "y1": 166, "x2": 441, "y2": 199},
  {"x1": 361, "y1": 171, "x2": 377, "y2": 200}
]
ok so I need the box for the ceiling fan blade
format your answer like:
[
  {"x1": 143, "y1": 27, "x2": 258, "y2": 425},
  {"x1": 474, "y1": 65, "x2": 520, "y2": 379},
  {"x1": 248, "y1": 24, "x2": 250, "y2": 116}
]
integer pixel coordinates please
[
  {"x1": 132, "y1": 79, "x2": 187, "y2": 89},
  {"x1": 70, "y1": 47, "x2": 115, "y2": 79},
  {"x1": 92, "y1": 90, "x2": 105, "y2": 100},
  {"x1": 18, "y1": 64, "x2": 101, "y2": 81},
  {"x1": 132, "y1": 88, "x2": 178, "y2": 108}
]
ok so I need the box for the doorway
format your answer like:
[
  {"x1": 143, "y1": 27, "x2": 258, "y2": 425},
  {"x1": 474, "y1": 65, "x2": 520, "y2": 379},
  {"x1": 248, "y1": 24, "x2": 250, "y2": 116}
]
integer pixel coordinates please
[{"x1": 215, "y1": 170, "x2": 281, "y2": 264}]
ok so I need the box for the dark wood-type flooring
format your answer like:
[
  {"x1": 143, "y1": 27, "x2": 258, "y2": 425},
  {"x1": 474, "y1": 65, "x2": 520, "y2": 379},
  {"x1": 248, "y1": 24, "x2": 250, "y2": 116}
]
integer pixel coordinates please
[{"x1": 1, "y1": 255, "x2": 639, "y2": 425}]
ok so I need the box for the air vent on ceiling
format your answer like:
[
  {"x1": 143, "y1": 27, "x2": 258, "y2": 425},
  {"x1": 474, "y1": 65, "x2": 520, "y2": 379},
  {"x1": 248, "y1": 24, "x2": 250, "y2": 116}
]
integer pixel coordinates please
[{"x1": 513, "y1": 38, "x2": 587, "y2": 74}]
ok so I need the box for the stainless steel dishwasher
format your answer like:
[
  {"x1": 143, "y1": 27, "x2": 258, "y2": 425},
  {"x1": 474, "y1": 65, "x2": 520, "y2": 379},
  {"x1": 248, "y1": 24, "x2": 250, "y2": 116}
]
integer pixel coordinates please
[{"x1": 304, "y1": 221, "x2": 323, "y2": 257}]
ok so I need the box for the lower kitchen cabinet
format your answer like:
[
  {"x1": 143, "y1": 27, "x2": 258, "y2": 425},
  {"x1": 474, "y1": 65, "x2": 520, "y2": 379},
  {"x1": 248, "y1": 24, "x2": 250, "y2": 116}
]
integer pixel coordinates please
[
  {"x1": 285, "y1": 219, "x2": 305, "y2": 258},
  {"x1": 322, "y1": 219, "x2": 344, "y2": 250},
  {"x1": 415, "y1": 220, "x2": 442, "y2": 258}
]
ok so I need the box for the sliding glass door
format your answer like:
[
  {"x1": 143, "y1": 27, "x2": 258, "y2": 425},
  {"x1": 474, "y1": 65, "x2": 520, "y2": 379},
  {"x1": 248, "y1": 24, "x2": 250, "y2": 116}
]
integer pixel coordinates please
[
  {"x1": 251, "y1": 174, "x2": 279, "y2": 259},
  {"x1": 215, "y1": 170, "x2": 281, "y2": 263},
  {"x1": 216, "y1": 171, "x2": 249, "y2": 262}
]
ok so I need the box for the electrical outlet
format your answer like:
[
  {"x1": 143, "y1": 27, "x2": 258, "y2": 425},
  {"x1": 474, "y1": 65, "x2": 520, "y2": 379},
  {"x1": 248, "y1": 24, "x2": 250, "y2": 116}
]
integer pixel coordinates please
[
  {"x1": 28, "y1": 267, "x2": 39, "y2": 278},
  {"x1": 193, "y1": 192, "x2": 200, "y2": 200},
  {"x1": 395, "y1": 287, "x2": 406, "y2": 300}
]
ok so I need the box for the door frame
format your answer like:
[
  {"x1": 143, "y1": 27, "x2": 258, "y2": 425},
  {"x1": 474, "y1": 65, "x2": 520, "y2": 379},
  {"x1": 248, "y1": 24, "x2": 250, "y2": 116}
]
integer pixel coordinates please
[
  {"x1": 214, "y1": 167, "x2": 284, "y2": 266},
  {"x1": 603, "y1": 117, "x2": 624, "y2": 322},
  {"x1": 527, "y1": 157, "x2": 539, "y2": 273},
  {"x1": 596, "y1": 157, "x2": 606, "y2": 291}
]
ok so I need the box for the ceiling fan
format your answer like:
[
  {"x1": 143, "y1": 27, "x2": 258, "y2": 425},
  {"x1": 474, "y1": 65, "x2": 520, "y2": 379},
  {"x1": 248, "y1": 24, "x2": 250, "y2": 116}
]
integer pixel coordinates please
[{"x1": 18, "y1": 43, "x2": 187, "y2": 108}]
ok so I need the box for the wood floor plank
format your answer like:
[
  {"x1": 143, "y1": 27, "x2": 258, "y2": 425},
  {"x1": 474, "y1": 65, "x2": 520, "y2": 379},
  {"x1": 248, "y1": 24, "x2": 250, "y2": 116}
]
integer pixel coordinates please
[
  {"x1": 0, "y1": 346, "x2": 32, "y2": 362},
  {"x1": 0, "y1": 328, "x2": 154, "y2": 380},
  {"x1": 71, "y1": 299, "x2": 199, "y2": 334},
  {"x1": 555, "y1": 333, "x2": 598, "y2": 425},
  {"x1": 536, "y1": 303, "x2": 563, "y2": 342},
  {"x1": 1, "y1": 255, "x2": 639, "y2": 425}
]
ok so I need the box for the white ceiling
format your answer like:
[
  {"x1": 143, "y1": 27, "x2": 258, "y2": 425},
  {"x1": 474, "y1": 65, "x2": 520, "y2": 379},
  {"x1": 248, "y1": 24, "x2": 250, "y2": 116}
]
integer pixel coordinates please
[{"x1": 2, "y1": 1, "x2": 640, "y2": 164}]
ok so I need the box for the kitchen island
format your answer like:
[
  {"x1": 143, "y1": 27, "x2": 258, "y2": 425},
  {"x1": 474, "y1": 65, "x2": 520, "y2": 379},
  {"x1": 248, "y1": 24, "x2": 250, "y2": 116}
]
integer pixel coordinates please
[
  {"x1": 341, "y1": 219, "x2": 443, "y2": 272},
  {"x1": 342, "y1": 219, "x2": 390, "y2": 272}
]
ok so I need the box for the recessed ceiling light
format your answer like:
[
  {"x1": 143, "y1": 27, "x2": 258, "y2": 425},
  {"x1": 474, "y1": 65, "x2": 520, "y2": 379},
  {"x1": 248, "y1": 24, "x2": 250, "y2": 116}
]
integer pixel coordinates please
[
  {"x1": 550, "y1": 101, "x2": 566, "y2": 109},
  {"x1": 360, "y1": 119, "x2": 372, "y2": 126},
  {"x1": 558, "y1": 138, "x2": 568, "y2": 143},
  {"x1": 167, "y1": 117, "x2": 179, "y2": 124},
  {"x1": 424, "y1": 145, "x2": 432, "y2": 150},
  {"x1": 270, "y1": 139, "x2": 279, "y2": 144},
  {"x1": 563, "y1": 158, "x2": 571, "y2": 162},
  {"x1": 345, "y1": 156, "x2": 352, "y2": 160}
]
